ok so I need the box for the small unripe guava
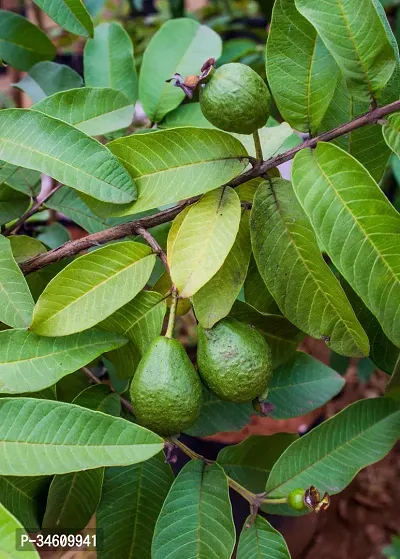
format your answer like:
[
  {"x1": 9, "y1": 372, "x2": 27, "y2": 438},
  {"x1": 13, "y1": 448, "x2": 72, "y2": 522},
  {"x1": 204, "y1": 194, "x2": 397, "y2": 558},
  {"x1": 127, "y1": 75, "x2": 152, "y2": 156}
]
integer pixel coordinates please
[
  {"x1": 200, "y1": 63, "x2": 271, "y2": 134},
  {"x1": 197, "y1": 317, "x2": 272, "y2": 403},
  {"x1": 287, "y1": 488, "x2": 308, "y2": 511}
]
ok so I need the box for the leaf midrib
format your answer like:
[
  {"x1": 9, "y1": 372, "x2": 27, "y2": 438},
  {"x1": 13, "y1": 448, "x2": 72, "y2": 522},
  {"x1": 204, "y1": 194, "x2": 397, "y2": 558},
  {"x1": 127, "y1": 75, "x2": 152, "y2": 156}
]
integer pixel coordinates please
[
  {"x1": 311, "y1": 150, "x2": 400, "y2": 294},
  {"x1": 268, "y1": 183, "x2": 360, "y2": 345},
  {"x1": 1, "y1": 126, "x2": 132, "y2": 199},
  {"x1": 0, "y1": 339, "x2": 121, "y2": 367}
]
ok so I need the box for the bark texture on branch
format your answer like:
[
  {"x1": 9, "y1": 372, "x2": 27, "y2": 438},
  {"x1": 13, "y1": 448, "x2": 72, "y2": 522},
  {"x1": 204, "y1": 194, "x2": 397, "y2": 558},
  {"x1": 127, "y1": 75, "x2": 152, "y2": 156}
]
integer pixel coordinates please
[{"x1": 19, "y1": 99, "x2": 400, "y2": 275}]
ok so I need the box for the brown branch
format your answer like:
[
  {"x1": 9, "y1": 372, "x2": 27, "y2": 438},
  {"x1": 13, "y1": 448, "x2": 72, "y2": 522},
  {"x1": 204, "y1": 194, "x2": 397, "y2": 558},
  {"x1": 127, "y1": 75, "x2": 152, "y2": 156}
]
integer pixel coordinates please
[
  {"x1": 135, "y1": 226, "x2": 170, "y2": 273},
  {"x1": 3, "y1": 182, "x2": 63, "y2": 236},
  {"x1": 19, "y1": 99, "x2": 400, "y2": 275},
  {"x1": 20, "y1": 197, "x2": 197, "y2": 274}
]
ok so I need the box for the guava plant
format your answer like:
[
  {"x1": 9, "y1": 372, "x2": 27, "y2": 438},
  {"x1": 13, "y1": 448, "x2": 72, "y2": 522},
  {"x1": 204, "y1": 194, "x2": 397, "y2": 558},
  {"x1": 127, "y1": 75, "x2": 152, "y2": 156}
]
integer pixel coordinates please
[{"x1": 0, "y1": 0, "x2": 399, "y2": 557}]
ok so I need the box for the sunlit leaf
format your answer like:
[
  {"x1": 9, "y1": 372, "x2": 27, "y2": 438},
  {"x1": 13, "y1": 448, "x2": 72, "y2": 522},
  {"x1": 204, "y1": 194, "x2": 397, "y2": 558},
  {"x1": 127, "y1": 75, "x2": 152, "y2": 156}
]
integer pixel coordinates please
[
  {"x1": 31, "y1": 242, "x2": 155, "y2": 336},
  {"x1": 168, "y1": 186, "x2": 241, "y2": 298},
  {"x1": 292, "y1": 143, "x2": 400, "y2": 347},
  {"x1": 0, "y1": 398, "x2": 163, "y2": 475},
  {"x1": 0, "y1": 109, "x2": 137, "y2": 204}
]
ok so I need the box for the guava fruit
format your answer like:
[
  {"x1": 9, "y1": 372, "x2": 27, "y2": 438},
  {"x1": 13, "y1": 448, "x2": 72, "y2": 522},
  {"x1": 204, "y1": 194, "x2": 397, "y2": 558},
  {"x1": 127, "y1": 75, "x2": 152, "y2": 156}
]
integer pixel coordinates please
[
  {"x1": 130, "y1": 336, "x2": 202, "y2": 436},
  {"x1": 287, "y1": 488, "x2": 308, "y2": 512},
  {"x1": 199, "y1": 63, "x2": 271, "y2": 134},
  {"x1": 197, "y1": 317, "x2": 272, "y2": 403}
]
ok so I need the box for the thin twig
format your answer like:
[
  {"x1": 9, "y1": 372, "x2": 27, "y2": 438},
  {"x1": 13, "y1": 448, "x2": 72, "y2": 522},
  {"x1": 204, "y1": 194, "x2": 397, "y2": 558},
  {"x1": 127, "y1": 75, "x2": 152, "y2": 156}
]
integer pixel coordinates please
[
  {"x1": 135, "y1": 226, "x2": 170, "y2": 273},
  {"x1": 3, "y1": 182, "x2": 63, "y2": 236},
  {"x1": 171, "y1": 438, "x2": 288, "y2": 506},
  {"x1": 18, "y1": 99, "x2": 400, "y2": 275},
  {"x1": 81, "y1": 366, "x2": 134, "y2": 414},
  {"x1": 165, "y1": 289, "x2": 178, "y2": 338}
]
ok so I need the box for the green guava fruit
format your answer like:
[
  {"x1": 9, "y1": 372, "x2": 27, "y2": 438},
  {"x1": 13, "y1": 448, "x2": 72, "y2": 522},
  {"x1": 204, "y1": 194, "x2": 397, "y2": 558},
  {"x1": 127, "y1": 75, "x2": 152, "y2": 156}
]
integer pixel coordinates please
[
  {"x1": 199, "y1": 63, "x2": 271, "y2": 134},
  {"x1": 287, "y1": 488, "x2": 308, "y2": 512},
  {"x1": 130, "y1": 336, "x2": 202, "y2": 436},
  {"x1": 197, "y1": 317, "x2": 272, "y2": 403}
]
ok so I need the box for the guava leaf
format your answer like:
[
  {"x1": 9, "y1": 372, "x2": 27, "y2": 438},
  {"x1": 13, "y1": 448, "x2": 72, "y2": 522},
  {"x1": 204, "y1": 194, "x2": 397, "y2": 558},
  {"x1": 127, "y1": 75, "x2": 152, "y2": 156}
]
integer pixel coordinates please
[
  {"x1": 251, "y1": 178, "x2": 369, "y2": 356},
  {"x1": 267, "y1": 0, "x2": 338, "y2": 133},
  {"x1": 152, "y1": 461, "x2": 235, "y2": 559},
  {"x1": 0, "y1": 398, "x2": 163, "y2": 475},
  {"x1": 168, "y1": 186, "x2": 241, "y2": 298},
  {"x1": 0, "y1": 109, "x2": 137, "y2": 204},
  {"x1": 31, "y1": 242, "x2": 155, "y2": 336},
  {"x1": 292, "y1": 143, "x2": 400, "y2": 347}
]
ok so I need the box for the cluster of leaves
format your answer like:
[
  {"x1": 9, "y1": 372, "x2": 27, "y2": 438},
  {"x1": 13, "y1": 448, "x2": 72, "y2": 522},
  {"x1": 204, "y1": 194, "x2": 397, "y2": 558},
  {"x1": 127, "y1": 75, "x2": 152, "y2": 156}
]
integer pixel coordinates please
[{"x1": 0, "y1": 0, "x2": 400, "y2": 557}]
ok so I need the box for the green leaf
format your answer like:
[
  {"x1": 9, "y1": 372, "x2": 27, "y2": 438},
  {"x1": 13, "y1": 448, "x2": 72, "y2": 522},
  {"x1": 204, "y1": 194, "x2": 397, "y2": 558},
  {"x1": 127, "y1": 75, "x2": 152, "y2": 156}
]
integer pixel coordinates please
[
  {"x1": 292, "y1": 142, "x2": 400, "y2": 347},
  {"x1": 31, "y1": 242, "x2": 155, "y2": 336},
  {"x1": 341, "y1": 279, "x2": 399, "y2": 374},
  {"x1": 9, "y1": 236, "x2": 46, "y2": 264},
  {"x1": 266, "y1": 352, "x2": 345, "y2": 419},
  {"x1": 0, "y1": 109, "x2": 136, "y2": 204},
  {"x1": 0, "y1": 503, "x2": 39, "y2": 558},
  {"x1": 244, "y1": 256, "x2": 280, "y2": 315},
  {"x1": 230, "y1": 301, "x2": 304, "y2": 368},
  {"x1": 0, "y1": 235, "x2": 34, "y2": 329},
  {"x1": 0, "y1": 184, "x2": 29, "y2": 226},
  {"x1": 265, "y1": 397, "x2": 400, "y2": 498},
  {"x1": 44, "y1": 186, "x2": 110, "y2": 234},
  {"x1": 383, "y1": 112, "x2": 400, "y2": 155},
  {"x1": 88, "y1": 128, "x2": 248, "y2": 217},
  {"x1": 160, "y1": 104, "x2": 292, "y2": 158},
  {"x1": 1, "y1": 165, "x2": 41, "y2": 197},
  {"x1": 217, "y1": 434, "x2": 297, "y2": 493},
  {"x1": 185, "y1": 386, "x2": 253, "y2": 437},
  {"x1": 295, "y1": 0, "x2": 396, "y2": 101},
  {"x1": 237, "y1": 515, "x2": 291, "y2": 559},
  {"x1": 152, "y1": 461, "x2": 235, "y2": 559},
  {"x1": 159, "y1": 102, "x2": 215, "y2": 129},
  {"x1": 192, "y1": 210, "x2": 251, "y2": 328},
  {"x1": 139, "y1": 18, "x2": 222, "y2": 122},
  {"x1": 0, "y1": 329, "x2": 126, "y2": 394},
  {"x1": 185, "y1": 387, "x2": 254, "y2": 437},
  {"x1": 26, "y1": 260, "x2": 70, "y2": 302},
  {"x1": 251, "y1": 178, "x2": 369, "y2": 357},
  {"x1": 42, "y1": 468, "x2": 103, "y2": 533},
  {"x1": 386, "y1": 355, "x2": 400, "y2": 401},
  {"x1": 14, "y1": 61, "x2": 83, "y2": 104},
  {"x1": 0, "y1": 476, "x2": 50, "y2": 530},
  {"x1": 84, "y1": 22, "x2": 138, "y2": 104},
  {"x1": 0, "y1": 398, "x2": 163, "y2": 475},
  {"x1": 34, "y1": 87, "x2": 134, "y2": 136},
  {"x1": 73, "y1": 384, "x2": 121, "y2": 416},
  {"x1": 0, "y1": 10, "x2": 55, "y2": 71},
  {"x1": 98, "y1": 291, "x2": 166, "y2": 379},
  {"x1": 37, "y1": 222, "x2": 70, "y2": 249},
  {"x1": 319, "y1": 76, "x2": 392, "y2": 182},
  {"x1": 97, "y1": 453, "x2": 174, "y2": 559},
  {"x1": 32, "y1": 0, "x2": 93, "y2": 37},
  {"x1": 267, "y1": 0, "x2": 339, "y2": 133},
  {"x1": 168, "y1": 186, "x2": 241, "y2": 298},
  {"x1": 56, "y1": 370, "x2": 91, "y2": 403}
]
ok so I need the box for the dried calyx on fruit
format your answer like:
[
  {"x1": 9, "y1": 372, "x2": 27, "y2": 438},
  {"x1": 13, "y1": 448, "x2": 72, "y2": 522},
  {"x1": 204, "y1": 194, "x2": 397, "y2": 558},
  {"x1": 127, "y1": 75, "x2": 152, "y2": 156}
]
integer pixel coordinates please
[{"x1": 167, "y1": 58, "x2": 271, "y2": 134}]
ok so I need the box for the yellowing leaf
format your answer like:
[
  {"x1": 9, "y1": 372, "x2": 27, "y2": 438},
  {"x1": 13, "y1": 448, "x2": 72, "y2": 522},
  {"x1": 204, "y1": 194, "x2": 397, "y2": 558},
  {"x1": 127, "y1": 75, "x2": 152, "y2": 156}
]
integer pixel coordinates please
[{"x1": 168, "y1": 187, "x2": 241, "y2": 298}]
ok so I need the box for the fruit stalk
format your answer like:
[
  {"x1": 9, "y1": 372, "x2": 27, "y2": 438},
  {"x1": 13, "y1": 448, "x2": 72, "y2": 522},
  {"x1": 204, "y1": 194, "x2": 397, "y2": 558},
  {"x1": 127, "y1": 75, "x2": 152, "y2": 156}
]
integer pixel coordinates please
[
  {"x1": 253, "y1": 130, "x2": 263, "y2": 161},
  {"x1": 165, "y1": 288, "x2": 178, "y2": 339}
]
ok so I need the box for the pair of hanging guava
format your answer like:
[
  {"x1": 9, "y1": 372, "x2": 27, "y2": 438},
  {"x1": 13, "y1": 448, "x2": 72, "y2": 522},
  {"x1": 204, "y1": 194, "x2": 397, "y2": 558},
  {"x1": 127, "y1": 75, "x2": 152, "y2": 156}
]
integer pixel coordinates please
[{"x1": 130, "y1": 317, "x2": 273, "y2": 436}]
